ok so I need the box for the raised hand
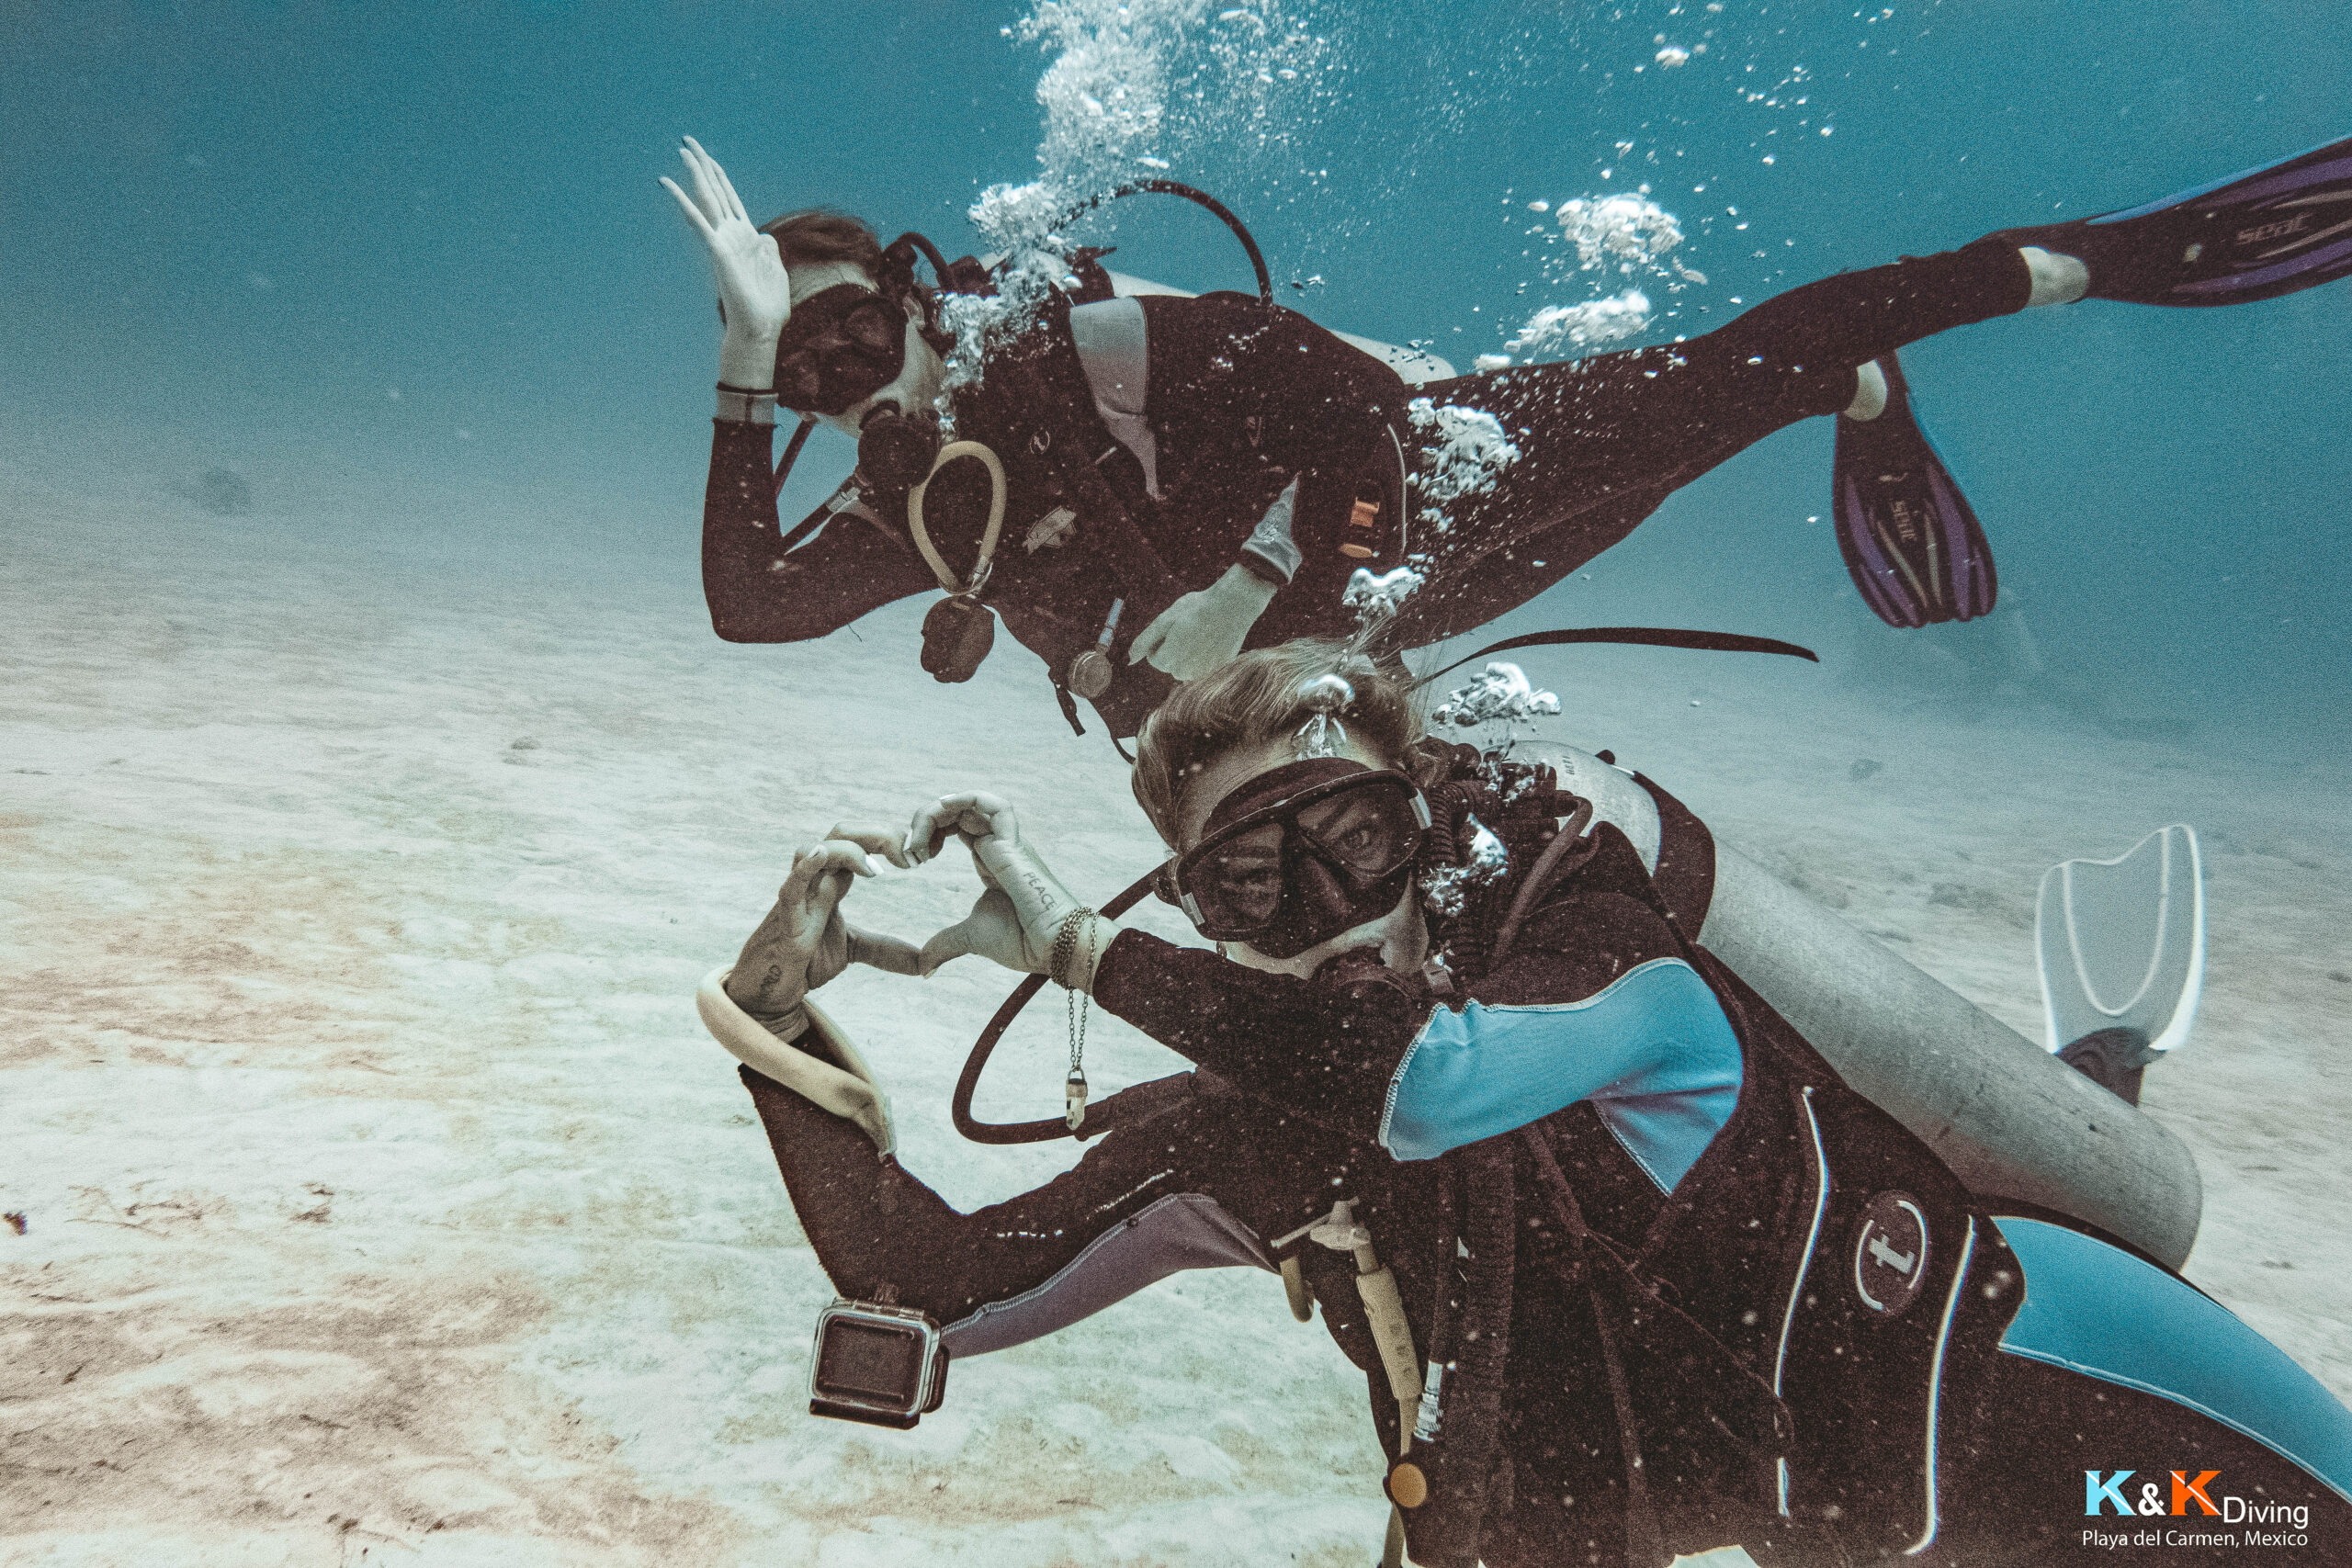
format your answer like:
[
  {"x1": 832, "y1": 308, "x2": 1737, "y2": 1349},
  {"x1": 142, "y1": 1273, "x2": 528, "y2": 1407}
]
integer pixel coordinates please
[
  {"x1": 1128, "y1": 563, "x2": 1278, "y2": 682},
  {"x1": 661, "y1": 136, "x2": 794, "y2": 382},
  {"x1": 725, "y1": 826, "x2": 920, "y2": 1028}
]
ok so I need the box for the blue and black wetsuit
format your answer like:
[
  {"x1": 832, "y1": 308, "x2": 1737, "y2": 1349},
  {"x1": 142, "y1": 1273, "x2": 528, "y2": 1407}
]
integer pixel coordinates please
[{"x1": 741, "y1": 757, "x2": 2352, "y2": 1565}]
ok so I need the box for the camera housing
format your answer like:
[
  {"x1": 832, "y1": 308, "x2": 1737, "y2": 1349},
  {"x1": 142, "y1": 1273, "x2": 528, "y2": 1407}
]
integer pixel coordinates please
[{"x1": 808, "y1": 1298, "x2": 948, "y2": 1428}]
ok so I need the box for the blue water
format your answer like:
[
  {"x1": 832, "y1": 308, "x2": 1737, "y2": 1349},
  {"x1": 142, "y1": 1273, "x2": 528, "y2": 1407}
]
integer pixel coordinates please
[{"x1": 6, "y1": 1, "x2": 2349, "y2": 743}]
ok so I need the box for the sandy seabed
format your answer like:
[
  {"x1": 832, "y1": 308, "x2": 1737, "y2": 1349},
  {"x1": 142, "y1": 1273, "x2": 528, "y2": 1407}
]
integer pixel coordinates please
[{"x1": 3, "y1": 471, "x2": 2346, "y2": 1568}]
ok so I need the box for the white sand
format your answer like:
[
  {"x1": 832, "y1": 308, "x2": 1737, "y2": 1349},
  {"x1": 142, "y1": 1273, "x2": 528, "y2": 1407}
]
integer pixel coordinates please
[{"x1": 4, "y1": 470, "x2": 2346, "y2": 1566}]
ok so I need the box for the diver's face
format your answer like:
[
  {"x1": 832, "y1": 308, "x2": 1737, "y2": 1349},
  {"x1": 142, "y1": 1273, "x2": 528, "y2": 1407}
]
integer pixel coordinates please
[
  {"x1": 1178, "y1": 736, "x2": 1432, "y2": 981},
  {"x1": 784, "y1": 264, "x2": 947, "y2": 438}
]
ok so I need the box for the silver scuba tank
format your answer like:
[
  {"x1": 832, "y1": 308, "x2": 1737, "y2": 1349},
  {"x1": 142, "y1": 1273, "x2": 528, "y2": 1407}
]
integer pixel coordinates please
[{"x1": 1515, "y1": 740, "x2": 2204, "y2": 1269}]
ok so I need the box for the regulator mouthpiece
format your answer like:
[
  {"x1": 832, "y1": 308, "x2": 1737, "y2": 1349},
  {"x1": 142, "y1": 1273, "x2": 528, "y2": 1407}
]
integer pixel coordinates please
[{"x1": 858, "y1": 405, "x2": 941, "y2": 492}]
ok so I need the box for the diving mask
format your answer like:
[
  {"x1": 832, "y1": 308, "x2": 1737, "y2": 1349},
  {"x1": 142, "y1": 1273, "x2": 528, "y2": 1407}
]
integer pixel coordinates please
[
  {"x1": 1166, "y1": 761, "x2": 1431, "y2": 959},
  {"x1": 773, "y1": 284, "x2": 910, "y2": 415}
]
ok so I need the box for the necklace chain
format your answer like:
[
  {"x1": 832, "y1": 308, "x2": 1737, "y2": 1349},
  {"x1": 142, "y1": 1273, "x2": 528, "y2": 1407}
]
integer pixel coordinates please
[{"x1": 1055, "y1": 910, "x2": 1096, "y2": 1130}]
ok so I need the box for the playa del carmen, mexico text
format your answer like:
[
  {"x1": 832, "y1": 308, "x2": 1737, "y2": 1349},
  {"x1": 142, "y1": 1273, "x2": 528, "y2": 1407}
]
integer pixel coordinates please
[{"x1": 2081, "y1": 1469, "x2": 2311, "y2": 1550}]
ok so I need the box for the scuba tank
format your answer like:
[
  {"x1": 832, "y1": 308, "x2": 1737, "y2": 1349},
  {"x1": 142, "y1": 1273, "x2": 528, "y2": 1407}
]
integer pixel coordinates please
[{"x1": 1508, "y1": 738, "x2": 2203, "y2": 1269}]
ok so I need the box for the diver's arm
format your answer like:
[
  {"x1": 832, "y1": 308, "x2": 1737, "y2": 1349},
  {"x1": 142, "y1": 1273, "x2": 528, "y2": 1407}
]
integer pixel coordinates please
[
  {"x1": 1090, "y1": 887, "x2": 1738, "y2": 1161},
  {"x1": 670, "y1": 138, "x2": 936, "y2": 642},
  {"x1": 700, "y1": 421, "x2": 934, "y2": 642},
  {"x1": 717, "y1": 818, "x2": 1274, "y2": 1342},
  {"x1": 1088, "y1": 930, "x2": 1422, "y2": 1138},
  {"x1": 741, "y1": 1066, "x2": 1264, "y2": 1342}
]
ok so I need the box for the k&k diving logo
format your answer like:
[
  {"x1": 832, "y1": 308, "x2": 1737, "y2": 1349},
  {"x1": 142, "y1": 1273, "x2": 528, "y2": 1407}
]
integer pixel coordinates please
[{"x1": 2081, "y1": 1470, "x2": 2310, "y2": 1551}]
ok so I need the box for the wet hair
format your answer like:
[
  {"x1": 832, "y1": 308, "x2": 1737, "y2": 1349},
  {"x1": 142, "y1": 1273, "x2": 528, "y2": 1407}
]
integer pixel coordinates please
[
  {"x1": 760, "y1": 209, "x2": 886, "y2": 278},
  {"x1": 1131, "y1": 639, "x2": 1446, "y2": 848}
]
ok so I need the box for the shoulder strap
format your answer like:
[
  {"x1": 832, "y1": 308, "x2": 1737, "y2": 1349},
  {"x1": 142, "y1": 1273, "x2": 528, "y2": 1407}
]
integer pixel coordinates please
[
  {"x1": 1632, "y1": 773, "x2": 1717, "y2": 931},
  {"x1": 1068, "y1": 296, "x2": 1160, "y2": 498}
]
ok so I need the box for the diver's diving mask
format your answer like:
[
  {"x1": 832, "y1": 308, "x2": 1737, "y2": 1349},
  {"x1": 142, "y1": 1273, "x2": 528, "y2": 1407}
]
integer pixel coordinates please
[
  {"x1": 773, "y1": 284, "x2": 910, "y2": 415},
  {"x1": 1164, "y1": 761, "x2": 1431, "y2": 960}
]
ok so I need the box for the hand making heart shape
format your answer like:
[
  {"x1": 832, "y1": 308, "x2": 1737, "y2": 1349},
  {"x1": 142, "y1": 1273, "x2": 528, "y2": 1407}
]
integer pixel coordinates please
[
  {"x1": 902, "y1": 790, "x2": 1093, "y2": 981},
  {"x1": 722, "y1": 825, "x2": 924, "y2": 1038},
  {"x1": 723, "y1": 795, "x2": 1102, "y2": 1040}
]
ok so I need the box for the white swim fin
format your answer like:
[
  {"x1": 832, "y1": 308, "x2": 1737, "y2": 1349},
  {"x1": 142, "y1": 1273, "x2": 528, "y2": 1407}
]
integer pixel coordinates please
[{"x1": 2034, "y1": 824, "x2": 2205, "y2": 1103}]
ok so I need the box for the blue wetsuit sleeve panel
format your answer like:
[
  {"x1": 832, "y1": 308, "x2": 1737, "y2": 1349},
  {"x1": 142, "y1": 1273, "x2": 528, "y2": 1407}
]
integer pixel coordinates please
[
  {"x1": 1994, "y1": 1216, "x2": 2352, "y2": 1504},
  {"x1": 1378, "y1": 956, "x2": 1743, "y2": 1186}
]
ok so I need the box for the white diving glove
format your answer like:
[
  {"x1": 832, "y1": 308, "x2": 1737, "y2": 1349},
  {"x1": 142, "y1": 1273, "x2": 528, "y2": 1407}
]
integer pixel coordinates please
[
  {"x1": 661, "y1": 135, "x2": 795, "y2": 389},
  {"x1": 1128, "y1": 562, "x2": 1279, "y2": 683},
  {"x1": 699, "y1": 828, "x2": 922, "y2": 1152},
  {"x1": 904, "y1": 792, "x2": 1114, "y2": 987},
  {"x1": 722, "y1": 829, "x2": 922, "y2": 1034}
]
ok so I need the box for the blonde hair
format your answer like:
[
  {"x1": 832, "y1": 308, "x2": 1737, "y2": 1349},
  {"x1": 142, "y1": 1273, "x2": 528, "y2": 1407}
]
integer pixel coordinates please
[{"x1": 1131, "y1": 640, "x2": 1442, "y2": 846}]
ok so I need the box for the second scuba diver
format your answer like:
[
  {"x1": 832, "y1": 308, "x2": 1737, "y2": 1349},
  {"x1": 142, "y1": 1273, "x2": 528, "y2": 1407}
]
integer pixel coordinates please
[
  {"x1": 696, "y1": 640, "x2": 2352, "y2": 1567},
  {"x1": 666, "y1": 134, "x2": 2352, "y2": 739}
]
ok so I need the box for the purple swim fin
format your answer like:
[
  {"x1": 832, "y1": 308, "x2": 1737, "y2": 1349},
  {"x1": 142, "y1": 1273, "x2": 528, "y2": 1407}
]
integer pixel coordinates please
[
  {"x1": 1831, "y1": 351, "x2": 1996, "y2": 629},
  {"x1": 2007, "y1": 132, "x2": 2352, "y2": 306}
]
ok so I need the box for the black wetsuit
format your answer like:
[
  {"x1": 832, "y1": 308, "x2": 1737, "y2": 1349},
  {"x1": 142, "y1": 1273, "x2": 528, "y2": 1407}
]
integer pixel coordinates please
[
  {"x1": 700, "y1": 239, "x2": 2030, "y2": 730},
  {"x1": 738, "y1": 756, "x2": 2352, "y2": 1565}
]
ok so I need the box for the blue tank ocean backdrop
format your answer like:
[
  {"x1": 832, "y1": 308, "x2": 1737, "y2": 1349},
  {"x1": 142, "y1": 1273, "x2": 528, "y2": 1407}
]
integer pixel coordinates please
[{"x1": 5, "y1": 4, "x2": 2350, "y2": 1562}]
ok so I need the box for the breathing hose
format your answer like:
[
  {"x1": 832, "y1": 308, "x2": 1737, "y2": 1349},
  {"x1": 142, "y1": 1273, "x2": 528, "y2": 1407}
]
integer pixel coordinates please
[
  {"x1": 906, "y1": 442, "x2": 1008, "y2": 596},
  {"x1": 953, "y1": 865, "x2": 1165, "y2": 1145}
]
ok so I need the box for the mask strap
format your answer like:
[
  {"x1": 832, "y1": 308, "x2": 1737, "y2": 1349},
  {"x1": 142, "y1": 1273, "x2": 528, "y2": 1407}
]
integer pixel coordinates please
[{"x1": 881, "y1": 231, "x2": 954, "y2": 330}]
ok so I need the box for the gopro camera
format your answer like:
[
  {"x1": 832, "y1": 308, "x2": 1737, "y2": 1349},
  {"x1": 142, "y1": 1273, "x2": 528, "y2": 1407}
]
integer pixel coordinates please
[{"x1": 808, "y1": 1298, "x2": 948, "y2": 1429}]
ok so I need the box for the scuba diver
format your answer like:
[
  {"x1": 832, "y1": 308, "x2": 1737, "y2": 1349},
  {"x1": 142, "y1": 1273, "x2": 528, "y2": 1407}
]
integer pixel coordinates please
[
  {"x1": 665, "y1": 133, "x2": 2352, "y2": 737},
  {"x1": 695, "y1": 641, "x2": 2351, "y2": 1567}
]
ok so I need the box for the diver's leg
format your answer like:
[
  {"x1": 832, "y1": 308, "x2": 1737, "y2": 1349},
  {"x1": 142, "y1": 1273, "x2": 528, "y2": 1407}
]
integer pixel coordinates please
[
  {"x1": 2003, "y1": 131, "x2": 2352, "y2": 307},
  {"x1": 1391, "y1": 239, "x2": 2034, "y2": 646},
  {"x1": 1667, "y1": 233, "x2": 2033, "y2": 418}
]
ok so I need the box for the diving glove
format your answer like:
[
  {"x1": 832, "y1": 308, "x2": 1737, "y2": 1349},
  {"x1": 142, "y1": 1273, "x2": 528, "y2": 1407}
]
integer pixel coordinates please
[
  {"x1": 1130, "y1": 562, "x2": 1278, "y2": 683},
  {"x1": 906, "y1": 792, "x2": 1108, "y2": 985}
]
